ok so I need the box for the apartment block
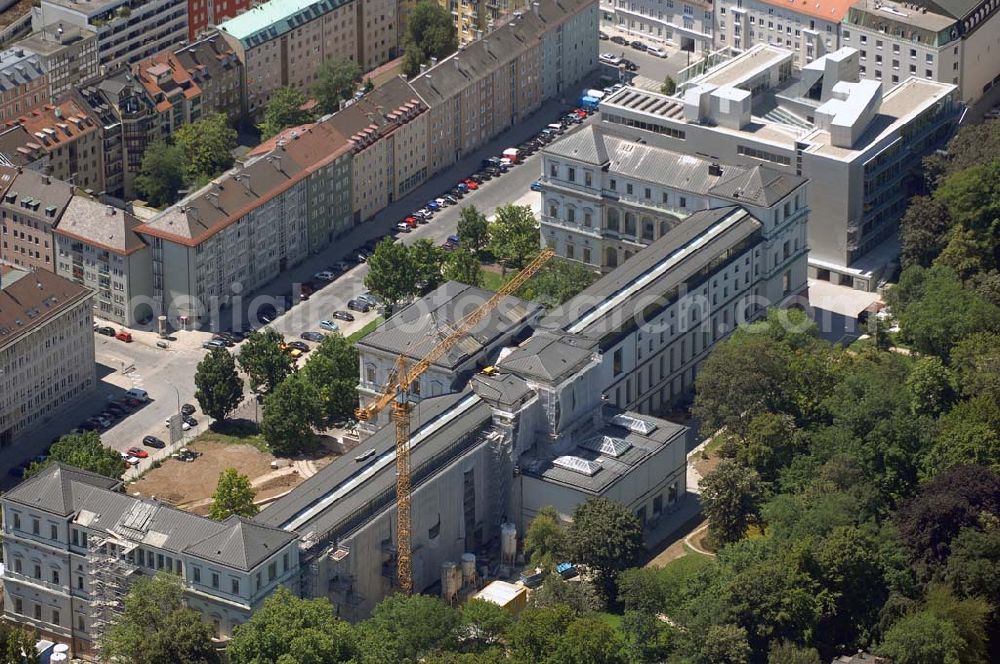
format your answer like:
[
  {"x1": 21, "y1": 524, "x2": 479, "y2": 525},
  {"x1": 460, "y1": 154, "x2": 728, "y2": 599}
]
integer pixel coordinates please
[
  {"x1": 600, "y1": 45, "x2": 959, "y2": 289},
  {"x1": 134, "y1": 51, "x2": 204, "y2": 139},
  {"x1": 843, "y1": 0, "x2": 1000, "y2": 105},
  {"x1": 411, "y1": 0, "x2": 598, "y2": 175},
  {"x1": 53, "y1": 195, "x2": 152, "y2": 327},
  {"x1": 0, "y1": 169, "x2": 74, "y2": 271},
  {"x1": 173, "y1": 32, "x2": 243, "y2": 124},
  {"x1": 0, "y1": 48, "x2": 48, "y2": 124},
  {"x1": 450, "y1": 0, "x2": 531, "y2": 44},
  {"x1": 715, "y1": 0, "x2": 850, "y2": 65},
  {"x1": 16, "y1": 25, "x2": 99, "y2": 102},
  {"x1": 0, "y1": 267, "x2": 94, "y2": 448},
  {"x1": 539, "y1": 123, "x2": 808, "y2": 300},
  {"x1": 4, "y1": 99, "x2": 105, "y2": 194},
  {"x1": 327, "y1": 78, "x2": 428, "y2": 224},
  {"x1": 33, "y1": 0, "x2": 188, "y2": 72},
  {"x1": 0, "y1": 464, "x2": 299, "y2": 657},
  {"x1": 600, "y1": 0, "x2": 713, "y2": 51},
  {"x1": 219, "y1": 0, "x2": 396, "y2": 120},
  {"x1": 188, "y1": 0, "x2": 252, "y2": 40}
]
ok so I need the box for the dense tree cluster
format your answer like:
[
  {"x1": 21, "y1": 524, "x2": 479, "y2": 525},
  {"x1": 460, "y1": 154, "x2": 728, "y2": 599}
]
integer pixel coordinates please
[
  {"x1": 401, "y1": 1, "x2": 458, "y2": 78},
  {"x1": 26, "y1": 430, "x2": 123, "y2": 479}
]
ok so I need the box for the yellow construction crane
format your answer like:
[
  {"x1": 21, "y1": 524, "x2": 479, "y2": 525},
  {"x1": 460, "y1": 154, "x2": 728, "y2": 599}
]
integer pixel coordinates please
[{"x1": 355, "y1": 248, "x2": 554, "y2": 592}]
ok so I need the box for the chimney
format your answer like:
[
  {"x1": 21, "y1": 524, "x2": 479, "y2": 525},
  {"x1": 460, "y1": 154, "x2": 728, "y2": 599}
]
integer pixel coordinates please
[
  {"x1": 105, "y1": 204, "x2": 115, "y2": 216},
  {"x1": 533, "y1": 1, "x2": 540, "y2": 15},
  {"x1": 42, "y1": 174, "x2": 50, "y2": 185},
  {"x1": 430, "y1": 56, "x2": 438, "y2": 66},
  {"x1": 708, "y1": 163, "x2": 723, "y2": 177},
  {"x1": 420, "y1": 62, "x2": 427, "y2": 74}
]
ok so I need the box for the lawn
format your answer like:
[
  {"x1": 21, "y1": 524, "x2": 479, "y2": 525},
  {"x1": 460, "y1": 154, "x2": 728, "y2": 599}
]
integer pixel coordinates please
[
  {"x1": 199, "y1": 420, "x2": 268, "y2": 453},
  {"x1": 347, "y1": 317, "x2": 383, "y2": 343},
  {"x1": 480, "y1": 268, "x2": 509, "y2": 292}
]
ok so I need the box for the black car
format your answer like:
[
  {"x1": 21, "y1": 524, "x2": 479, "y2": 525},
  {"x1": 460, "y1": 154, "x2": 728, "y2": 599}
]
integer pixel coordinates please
[
  {"x1": 630, "y1": 40, "x2": 647, "y2": 51},
  {"x1": 332, "y1": 310, "x2": 355, "y2": 322},
  {"x1": 96, "y1": 326, "x2": 116, "y2": 337},
  {"x1": 142, "y1": 435, "x2": 166, "y2": 449},
  {"x1": 347, "y1": 298, "x2": 372, "y2": 313},
  {"x1": 181, "y1": 403, "x2": 196, "y2": 416},
  {"x1": 79, "y1": 421, "x2": 98, "y2": 431},
  {"x1": 610, "y1": 35, "x2": 626, "y2": 45},
  {"x1": 183, "y1": 416, "x2": 198, "y2": 427},
  {"x1": 287, "y1": 341, "x2": 310, "y2": 353},
  {"x1": 623, "y1": 59, "x2": 638, "y2": 71},
  {"x1": 301, "y1": 331, "x2": 325, "y2": 342},
  {"x1": 449, "y1": 187, "x2": 465, "y2": 198}
]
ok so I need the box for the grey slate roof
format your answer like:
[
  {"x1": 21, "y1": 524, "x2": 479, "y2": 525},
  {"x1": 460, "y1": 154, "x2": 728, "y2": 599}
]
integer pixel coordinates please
[
  {"x1": 185, "y1": 516, "x2": 297, "y2": 571},
  {"x1": 4, "y1": 463, "x2": 294, "y2": 571},
  {"x1": 545, "y1": 124, "x2": 805, "y2": 208},
  {"x1": 1, "y1": 169, "x2": 75, "y2": 221},
  {"x1": 542, "y1": 207, "x2": 763, "y2": 341},
  {"x1": 471, "y1": 372, "x2": 535, "y2": 410},
  {"x1": 497, "y1": 331, "x2": 597, "y2": 384},
  {"x1": 4, "y1": 463, "x2": 121, "y2": 515},
  {"x1": 54, "y1": 195, "x2": 147, "y2": 255},
  {"x1": 520, "y1": 409, "x2": 688, "y2": 495},
  {"x1": 357, "y1": 281, "x2": 541, "y2": 371}
]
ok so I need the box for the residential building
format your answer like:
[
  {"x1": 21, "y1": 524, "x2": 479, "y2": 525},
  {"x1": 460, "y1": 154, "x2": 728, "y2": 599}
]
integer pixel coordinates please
[
  {"x1": 0, "y1": 463, "x2": 299, "y2": 657},
  {"x1": 601, "y1": 44, "x2": 959, "y2": 289},
  {"x1": 15, "y1": 24, "x2": 99, "y2": 102},
  {"x1": 0, "y1": 125, "x2": 40, "y2": 170},
  {"x1": 326, "y1": 77, "x2": 428, "y2": 224},
  {"x1": 450, "y1": 0, "x2": 530, "y2": 45},
  {"x1": 32, "y1": 0, "x2": 188, "y2": 72},
  {"x1": 356, "y1": 281, "x2": 542, "y2": 431},
  {"x1": 0, "y1": 47, "x2": 48, "y2": 123},
  {"x1": 137, "y1": 148, "x2": 313, "y2": 327},
  {"x1": 538, "y1": 123, "x2": 808, "y2": 278},
  {"x1": 843, "y1": 0, "x2": 1000, "y2": 105},
  {"x1": 218, "y1": 0, "x2": 397, "y2": 121},
  {"x1": 0, "y1": 267, "x2": 94, "y2": 448},
  {"x1": 187, "y1": 0, "x2": 252, "y2": 41},
  {"x1": 0, "y1": 168, "x2": 74, "y2": 271},
  {"x1": 5, "y1": 98, "x2": 105, "y2": 194},
  {"x1": 173, "y1": 33, "x2": 243, "y2": 124},
  {"x1": 53, "y1": 195, "x2": 152, "y2": 326},
  {"x1": 134, "y1": 51, "x2": 204, "y2": 139},
  {"x1": 600, "y1": 0, "x2": 714, "y2": 51},
  {"x1": 410, "y1": 0, "x2": 598, "y2": 175},
  {"x1": 715, "y1": 0, "x2": 850, "y2": 65}
]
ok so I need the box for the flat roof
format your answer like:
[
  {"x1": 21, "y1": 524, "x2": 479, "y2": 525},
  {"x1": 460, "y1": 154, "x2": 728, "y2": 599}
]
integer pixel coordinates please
[
  {"x1": 757, "y1": 0, "x2": 856, "y2": 22},
  {"x1": 696, "y1": 44, "x2": 790, "y2": 88},
  {"x1": 218, "y1": 0, "x2": 352, "y2": 46},
  {"x1": 848, "y1": 0, "x2": 956, "y2": 32},
  {"x1": 256, "y1": 391, "x2": 494, "y2": 540}
]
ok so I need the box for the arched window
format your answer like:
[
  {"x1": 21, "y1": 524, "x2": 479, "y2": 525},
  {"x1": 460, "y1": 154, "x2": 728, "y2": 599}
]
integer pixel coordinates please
[
  {"x1": 624, "y1": 212, "x2": 637, "y2": 236},
  {"x1": 605, "y1": 247, "x2": 618, "y2": 269},
  {"x1": 641, "y1": 217, "x2": 654, "y2": 241},
  {"x1": 606, "y1": 208, "x2": 620, "y2": 231}
]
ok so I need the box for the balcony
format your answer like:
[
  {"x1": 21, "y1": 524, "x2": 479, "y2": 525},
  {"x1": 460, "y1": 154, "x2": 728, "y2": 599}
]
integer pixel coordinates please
[
  {"x1": 2, "y1": 568, "x2": 68, "y2": 596},
  {"x1": 540, "y1": 214, "x2": 603, "y2": 239}
]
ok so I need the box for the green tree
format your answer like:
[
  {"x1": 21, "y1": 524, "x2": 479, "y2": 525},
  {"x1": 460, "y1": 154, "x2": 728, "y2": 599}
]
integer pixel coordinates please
[
  {"x1": 26, "y1": 431, "x2": 123, "y2": 479},
  {"x1": 700, "y1": 460, "x2": 763, "y2": 546},
  {"x1": 621, "y1": 610, "x2": 674, "y2": 664},
  {"x1": 0, "y1": 622, "x2": 36, "y2": 664},
  {"x1": 660, "y1": 75, "x2": 677, "y2": 95},
  {"x1": 174, "y1": 113, "x2": 237, "y2": 184},
  {"x1": 364, "y1": 238, "x2": 417, "y2": 307},
  {"x1": 409, "y1": 238, "x2": 445, "y2": 290},
  {"x1": 238, "y1": 328, "x2": 295, "y2": 394},
  {"x1": 402, "y1": 0, "x2": 457, "y2": 77},
  {"x1": 507, "y1": 605, "x2": 576, "y2": 663},
  {"x1": 944, "y1": 526, "x2": 1000, "y2": 602},
  {"x1": 209, "y1": 467, "x2": 258, "y2": 520},
  {"x1": 102, "y1": 573, "x2": 219, "y2": 664},
  {"x1": 878, "y1": 610, "x2": 967, "y2": 664},
  {"x1": 529, "y1": 573, "x2": 603, "y2": 613},
  {"x1": 567, "y1": 497, "x2": 644, "y2": 602},
  {"x1": 923, "y1": 121, "x2": 1000, "y2": 186},
  {"x1": 905, "y1": 355, "x2": 956, "y2": 417},
  {"x1": 548, "y1": 616, "x2": 626, "y2": 664},
  {"x1": 732, "y1": 412, "x2": 799, "y2": 484},
  {"x1": 228, "y1": 587, "x2": 356, "y2": 664},
  {"x1": 314, "y1": 57, "x2": 362, "y2": 113},
  {"x1": 300, "y1": 334, "x2": 358, "y2": 427},
  {"x1": 459, "y1": 599, "x2": 512, "y2": 650},
  {"x1": 524, "y1": 505, "x2": 568, "y2": 569},
  {"x1": 695, "y1": 624, "x2": 751, "y2": 664},
  {"x1": 457, "y1": 206, "x2": 489, "y2": 253},
  {"x1": 194, "y1": 347, "x2": 244, "y2": 423},
  {"x1": 261, "y1": 373, "x2": 322, "y2": 456},
  {"x1": 442, "y1": 250, "x2": 483, "y2": 287},
  {"x1": 933, "y1": 159, "x2": 1000, "y2": 280},
  {"x1": 519, "y1": 259, "x2": 597, "y2": 308},
  {"x1": 950, "y1": 332, "x2": 1000, "y2": 402},
  {"x1": 927, "y1": 396, "x2": 1000, "y2": 473},
  {"x1": 135, "y1": 141, "x2": 185, "y2": 207},
  {"x1": 488, "y1": 204, "x2": 540, "y2": 271},
  {"x1": 356, "y1": 594, "x2": 460, "y2": 663},
  {"x1": 259, "y1": 87, "x2": 313, "y2": 139},
  {"x1": 766, "y1": 641, "x2": 821, "y2": 664},
  {"x1": 899, "y1": 196, "x2": 953, "y2": 269}
]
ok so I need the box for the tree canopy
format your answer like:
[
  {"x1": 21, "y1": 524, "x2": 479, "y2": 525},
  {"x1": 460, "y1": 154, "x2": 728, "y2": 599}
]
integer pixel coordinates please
[
  {"x1": 260, "y1": 87, "x2": 313, "y2": 139},
  {"x1": 209, "y1": 467, "x2": 258, "y2": 520},
  {"x1": 135, "y1": 141, "x2": 186, "y2": 207},
  {"x1": 402, "y1": 1, "x2": 458, "y2": 77},
  {"x1": 194, "y1": 347, "x2": 244, "y2": 423},
  {"x1": 299, "y1": 333, "x2": 358, "y2": 427},
  {"x1": 238, "y1": 328, "x2": 295, "y2": 394},
  {"x1": 457, "y1": 206, "x2": 489, "y2": 253},
  {"x1": 261, "y1": 372, "x2": 322, "y2": 456},
  {"x1": 314, "y1": 57, "x2": 362, "y2": 114},
  {"x1": 566, "y1": 497, "x2": 644, "y2": 603},
  {"x1": 488, "y1": 204, "x2": 541, "y2": 271},
  {"x1": 27, "y1": 431, "x2": 122, "y2": 479},
  {"x1": 364, "y1": 238, "x2": 417, "y2": 307},
  {"x1": 174, "y1": 113, "x2": 237, "y2": 185}
]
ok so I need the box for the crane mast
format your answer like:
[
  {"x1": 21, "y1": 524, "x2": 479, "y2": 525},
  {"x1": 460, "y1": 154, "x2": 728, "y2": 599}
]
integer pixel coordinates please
[{"x1": 355, "y1": 248, "x2": 554, "y2": 592}]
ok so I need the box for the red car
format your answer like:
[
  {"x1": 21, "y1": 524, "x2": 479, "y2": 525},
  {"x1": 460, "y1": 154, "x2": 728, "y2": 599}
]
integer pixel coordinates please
[
  {"x1": 464, "y1": 179, "x2": 479, "y2": 190},
  {"x1": 126, "y1": 447, "x2": 149, "y2": 459},
  {"x1": 403, "y1": 216, "x2": 419, "y2": 228}
]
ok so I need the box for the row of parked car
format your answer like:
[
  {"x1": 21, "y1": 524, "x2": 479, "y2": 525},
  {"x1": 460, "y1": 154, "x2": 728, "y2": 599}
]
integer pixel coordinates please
[{"x1": 601, "y1": 32, "x2": 669, "y2": 58}]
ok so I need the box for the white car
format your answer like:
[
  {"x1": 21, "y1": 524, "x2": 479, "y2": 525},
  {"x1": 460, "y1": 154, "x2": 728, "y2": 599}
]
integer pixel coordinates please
[
  {"x1": 120, "y1": 452, "x2": 140, "y2": 467},
  {"x1": 599, "y1": 52, "x2": 622, "y2": 66},
  {"x1": 395, "y1": 222, "x2": 412, "y2": 232},
  {"x1": 313, "y1": 271, "x2": 337, "y2": 281},
  {"x1": 648, "y1": 46, "x2": 668, "y2": 58},
  {"x1": 165, "y1": 417, "x2": 191, "y2": 431}
]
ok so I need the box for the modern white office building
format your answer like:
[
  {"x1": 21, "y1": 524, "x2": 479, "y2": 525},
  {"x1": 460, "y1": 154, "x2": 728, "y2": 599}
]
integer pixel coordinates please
[
  {"x1": 842, "y1": 0, "x2": 1000, "y2": 105},
  {"x1": 599, "y1": 44, "x2": 960, "y2": 290}
]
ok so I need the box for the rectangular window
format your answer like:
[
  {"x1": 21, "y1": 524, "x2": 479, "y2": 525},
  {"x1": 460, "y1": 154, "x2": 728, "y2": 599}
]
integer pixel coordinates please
[
  {"x1": 613, "y1": 348, "x2": 623, "y2": 376},
  {"x1": 211, "y1": 573, "x2": 220, "y2": 589},
  {"x1": 584, "y1": 172, "x2": 592, "y2": 187},
  {"x1": 626, "y1": 183, "x2": 633, "y2": 195},
  {"x1": 32, "y1": 519, "x2": 39, "y2": 535},
  {"x1": 193, "y1": 567, "x2": 201, "y2": 583},
  {"x1": 231, "y1": 578, "x2": 240, "y2": 594},
  {"x1": 50, "y1": 524, "x2": 58, "y2": 540},
  {"x1": 268, "y1": 562, "x2": 277, "y2": 582},
  {"x1": 567, "y1": 167, "x2": 575, "y2": 182},
  {"x1": 52, "y1": 610, "x2": 60, "y2": 626}
]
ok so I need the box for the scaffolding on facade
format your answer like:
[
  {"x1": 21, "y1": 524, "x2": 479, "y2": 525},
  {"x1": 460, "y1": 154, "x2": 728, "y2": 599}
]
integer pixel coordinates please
[{"x1": 86, "y1": 533, "x2": 137, "y2": 658}]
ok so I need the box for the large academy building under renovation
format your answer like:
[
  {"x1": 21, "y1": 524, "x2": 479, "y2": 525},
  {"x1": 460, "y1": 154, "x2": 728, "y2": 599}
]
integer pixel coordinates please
[{"x1": 1, "y1": 179, "x2": 809, "y2": 653}]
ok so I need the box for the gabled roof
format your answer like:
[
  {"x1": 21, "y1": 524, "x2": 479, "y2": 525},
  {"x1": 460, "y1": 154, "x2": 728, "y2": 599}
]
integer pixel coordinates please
[
  {"x1": 185, "y1": 515, "x2": 296, "y2": 571},
  {"x1": 357, "y1": 281, "x2": 540, "y2": 371},
  {"x1": 53, "y1": 195, "x2": 147, "y2": 255},
  {"x1": 498, "y1": 330, "x2": 597, "y2": 384},
  {"x1": 4, "y1": 463, "x2": 121, "y2": 516},
  {"x1": 708, "y1": 164, "x2": 805, "y2": 208},
  {"x1": 0, "y1": 264, "x2": 92, "y2": 352}
]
